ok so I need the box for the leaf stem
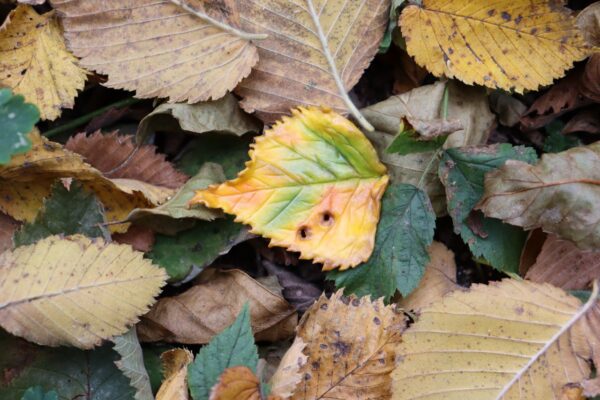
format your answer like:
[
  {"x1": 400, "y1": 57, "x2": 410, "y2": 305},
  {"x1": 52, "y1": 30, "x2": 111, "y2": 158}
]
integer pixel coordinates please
[
  {"x1": 305, "y1": 0, "x2": 374, "y2": 132},
  {"x1": 43, "y1": 97, "x2": 143, "y2": 138},
  {"x1": 168, "y1": 0, "x2": 268, "y2": 41},
  {"x1": 417, "y1": 148, "x2": 443, "y2": 189}
]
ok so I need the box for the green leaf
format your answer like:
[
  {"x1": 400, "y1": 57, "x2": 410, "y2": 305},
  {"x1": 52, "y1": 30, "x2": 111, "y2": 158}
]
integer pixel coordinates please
[
  {"x1": 142, "y1": 345, "x2": 171, "y2": 394},
  {"x1": 543, "y1": 120, "x2": 581, "y2": 153},
  {"x1": 148, "y1": 217, "x2": 247, "y2": 282},
  {"x1": 0, "y1": 331, "x2": 135, "y2": 400},
  {"x1": 439, "y1": 144, "x2": 538, "y2": 273},
  {"x1": 328, "y1": 183, "x2": 436, "y2": 301},
  {"x1": 379, "y1": 0, "x2": 407, "y2": 53},
  {"x1": 187, "y1": 304, "x2": 258, "y2": 400},
  {"x1": 113, "y1": 329, "x2": 153, "y2": 400},
  {"x1": 0, "y1": 88, "x2": 40, "y2": 165},
  {"x1": 386, "y1": 129, "x2": 448, "y2": 155},
  {"x1": 13, "y1": 181, "x2": 108, "y2": 247},
  {"x1": 20, "y1": 387, "x2": 57, "y2": 400}
]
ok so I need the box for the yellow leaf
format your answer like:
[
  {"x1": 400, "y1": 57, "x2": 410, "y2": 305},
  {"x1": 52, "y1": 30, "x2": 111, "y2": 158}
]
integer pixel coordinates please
[
  {"x1": 49, "y1": 0, "x2": 259, "y2": 103},
  {"x1": 269, "y1": 339, "x2": 307, "y2": 399},
  {"x1": 400, "y1": 0, "x2": 591, "y2": 93},
  {"x1": 236, "y1": 0, "x2": 389, "y2": 130},
  {"x1": 392, "y1": 279, "x2": 600, "y2": 399},
  {"x1": 209, "y1": 366, "x2": 282, "y2": 400},
  {"x1": 287, "y1": 291, "x2": 405, "y2": 399},
  {"x1": 0, "y1": 132, "x2": 174, "y2": 233},
  {"x1": 191, "y1": 107, "x2": 389, "y2": 270},
  {"x1": 0, "y1": 235, "x2": 167, "y2": 349},
  {"x1": 0, "y1": 5, "x2": 86, "y2": 120},
  {"x1": 156, "y1": 349, "x2": 193, "y2": 400}
]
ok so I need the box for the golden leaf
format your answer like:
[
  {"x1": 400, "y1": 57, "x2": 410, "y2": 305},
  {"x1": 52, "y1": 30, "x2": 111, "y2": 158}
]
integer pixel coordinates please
[
  {"x1": 0, "y1": 5, "x2": 86, "y2": 120},
  {"x1": 49, "y1": 0, "x2": 259, "y2": 103},
  {"x1": 392, "y1": 279, "x2": 600, "y2": 399},
  {"x1": 191, "y1": 107, "x2": 389, "y2": 270},
  {"x1": 0, "y1": 132, "x2": 174, "y2": 233},
  {"x1": 156, "y1": 348, "x2": 193, "y2": 400},
  {"x1": 209, "y1": 366, "x2": 282, "y2": 400},
  {"x1": 0, "y1": 235, "x2": 167, "y2": 349},
  {"x1": 288, "y1": 291, "x2": 405, "y2": 399},
  {"x1": 236, "y1": 0, "x2": 390, "y2": 130},
  {"x1": 400, "y1": 0, "x2": 591, "y2": 92}
]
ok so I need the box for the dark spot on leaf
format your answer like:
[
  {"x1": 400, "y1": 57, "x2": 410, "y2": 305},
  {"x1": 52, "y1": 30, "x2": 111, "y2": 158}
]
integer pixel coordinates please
[{"x1": 501, "y1": 12, "x2": 511, "y2": 21}]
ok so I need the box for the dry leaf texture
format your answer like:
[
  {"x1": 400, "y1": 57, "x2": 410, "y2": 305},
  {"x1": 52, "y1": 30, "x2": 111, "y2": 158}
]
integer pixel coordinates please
[
  {"x1": 156, "y1": 349, "x2": 193, "y2": 400},
  {"x1": 392, "y1": 279, "x2": 600, "y2": 399},
  {"x1": 400, "y1": 0, "x2": 590, "y2": 92},
  {"x1": 210, "y1": 366, "x2": 281, "y2": 400},
  {"x1": 66, "y1": 131, "x2": 188, "y2": 189},
  {"x1": 191, "y1": 107, "x2": 389, "y2": 270},
  {"x1": 236, "y1": 0, "x2": 389, "y2": 125},
  {"x1": 50, "y1": 0, "x2": 259, "y2": 103},
  {"x1": 0, "y1": 5, "x2": 86, "y2": 120},
  {"x1": 0, "y1": 235, "x2": 167, "y2": 349},
  {"x1": 269, "y1": 339, "x2": 307, "y2": 398},
  {"x1": 478, "y1": 142, "x2": 600, "y2": 249},
  {"x1": 289, "y1": 291, "x2": 405, "y2": 399}
]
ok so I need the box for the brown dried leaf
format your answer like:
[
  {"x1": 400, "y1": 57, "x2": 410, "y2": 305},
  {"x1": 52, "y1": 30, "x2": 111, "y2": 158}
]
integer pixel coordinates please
[
  {"x1": 209, "y1": 366, "x2": 281, "y2": 400},
  {"x1": 577, "y1": 2, "x2": 600, "y2": 48},
  {"x1": 113, "y1": 225, "x2": 156, "y2": 253},
  {"x1": 579, "y1": 54, "x2": 600, "y2": 103},
  {"x1": 0, "y1": 212, "x2": 18, "y2": 254},
  {"x1": 66, "y1": 131, "x2": 187, "y2": 189},
  {"x1": 156, "y1": 348, "x2": 193, "y2": 400},
  {"x1": 562, "y1": 108, "x2": 600, "y2": 135},
  {"x1": 288, "y1": 291, "x2": 405, "y2": 399},
  {"x1": 526, "y1": 234, "x2": 600, "y2": 290},
  {"x1": 407, "y1": 117, "x2": 463, "y2": 140},
  {"x1": 50, "y1": 0, "x2": 259, "y2": 103},
  {"x1": 137, "y1": 269, "x2": 297, "y2": 344},
  {"x1": 399, "y1": 241, "x2": 460, "y2": 312}
]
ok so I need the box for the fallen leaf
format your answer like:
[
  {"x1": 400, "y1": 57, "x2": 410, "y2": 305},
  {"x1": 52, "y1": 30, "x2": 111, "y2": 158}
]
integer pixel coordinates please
[
  {"x1": 287, "y1": 291, "x2": 405, "y2": 399},
  {"x1": 112, "y1": 224, "x2": 156, "y2": 253},
  {"x1": 580, "y1": 54, "x2": 600, "y2": 103},
  {"x1": 137, "y1": 269, "x2": 297, "y2": 344},
  {"x1": 188, "y1": 304, "x2": 259, "y2": 400},
  {"x1": 113, "y1": 329, "x2": 153, "y2": 400},
  {"x1": 562, "y1": 108, "x2": 600, "y2": 135},
  {"x1": 392, "y1": 279, "x2": 600, "y2": 399},
  {"x1": 50, "y1": 0, "x2": 259, "y2": 103},
  {"x1": 398, "y1": 241, "x2": 460, "y2": 311},
  {"x1": 0, "y1": 89, "x2": 39, "y2": 165},
  {"x1": 0, "y1": 234, "x2": 167, "y2": 348},
  {"x1": 477, "y1": 142, "x2": 600, "y2": 250},
  {"x1": 406, "y1": 117, "x2": 463, "y2": 140},
  {"x1": 13, "y1": 181, "x2": 108, "y2": 247},
  {"x1": 400, "y1": 0, "x2": 591, "y2": 92},
  {"x1": 66, "y1": 131, "x2": 188, "y2": 189},
  {"x1": 137, "y1": 94, "x2": 261, "y2": 144},
  {"x1": 577, "y1": 2, "x2": 600, "y2": 47},
  {"x1": 156, "y1": 349, "x2": 193, "y2": 400},
  {"x1": 269, "y1": 339, "x2": 307, "y2": 399},
  {"x1": 0, "y1": 5, "x2": 86, "y2": 120},
  {"x1": 209, "y1": 366, "x2": 281, "y2": 400},
  {"x1": 489, "y1": 92, "x2": 527, "y2": 128},
  {"x1": 362, "y1": 81, "x2": 494, "y2": 214},
  {"x1": 526, "y1": 234, "x2": 600, "y2": 290},
  {"x1": 261, "y1": 260, "x2": 322, "y2": 312},
  {"x1": 328, "y1": 183, "x2": 436, "y2": 300},
  {"x1": 0, "y1": 212, "x2": 18, "y2": 254},
  {"x1": 236, "y1": 0, "x2": 389, "y2": 129},
  {"x1": 191, "y1": 107, "x2": 389, "y2": 270},
  {"x1": 20, "y1": 387, "x2": 57, "y2": 400},
  {"x1": 544, "y1": 120, "x2": 582, "y2": 153}
]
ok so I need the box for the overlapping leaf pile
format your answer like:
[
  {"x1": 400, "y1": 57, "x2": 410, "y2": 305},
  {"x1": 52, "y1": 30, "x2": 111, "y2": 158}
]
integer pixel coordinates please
[{"x1": 0, "y1": 0, "x2": 599, "y2": 399}]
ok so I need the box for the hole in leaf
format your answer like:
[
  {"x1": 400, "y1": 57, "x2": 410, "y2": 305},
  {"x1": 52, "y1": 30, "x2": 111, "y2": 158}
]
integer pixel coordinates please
[
  {"x1": 321, "y1": 211, "x2": 334, "y2": 226},
  {"x1": 298, "y1": 226, "x2": 311, "y2": 240}
]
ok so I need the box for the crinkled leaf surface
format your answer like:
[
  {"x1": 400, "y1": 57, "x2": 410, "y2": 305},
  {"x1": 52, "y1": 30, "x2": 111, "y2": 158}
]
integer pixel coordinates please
[
  {"x1": 439, "y1": 144, "x2": 538, "y2": 273},
  {"x1": 478, "y1": 142, "x2": 600, "y2": 249},
  {"x1": 156, "y1": 349, "x2": 193, "y2": 400},
  {"x1": 0, "y1": 235, "x2": 167, "y2": 348},
  {"x1": 400, "y1": 0, "x2": 591, "y2": 92},
  {"x1": 13, "y1": 181, "x2": 108, "y2": 247},
  {"x1": 113, "y1": 329, "x2": 153, "y2": 400},
  {"x1": 0, "y1": 89, "x2": 39, "y2": 165},
  {"x1": 392, "y1": 279, "x2": 600, "y2": 399},
  {"x1": 187, "y1": 304, "x2": 259, "y2": 400},
  {"x1": 328, "y1": 183, "x2": 435, "y2": 300},
  {"x1": 191, "y1": 107, "x2": 389, "y2": 270},
  {"x1": 50, "y1": 0, "x2": 258, "y2": 103},
  {"x1": 0, "y1": 5, "x2": 86, "y2": 120}
]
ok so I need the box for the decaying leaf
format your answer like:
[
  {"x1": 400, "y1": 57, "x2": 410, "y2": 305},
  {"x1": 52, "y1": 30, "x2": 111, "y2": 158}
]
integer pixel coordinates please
[
  {"x1": 400, "y1": 0, "x2": 591, "y2": 92},
  {"x1": 112, "y1": 224, "x2": 156, "y2": 253},
  {"x1": 0, "y1": 5, "x2": 86, "y2": 120},
  {"x1": 0, "y1": 235, "x2": 167, "y2": 348},
  {"x1": 398, "y1": 241, "x2": 460, "y2": 311},
  {"x1": 269, "y1": 339, "x2": 307, "y2": 399},
  {"x1": 113, "y1": 329, "x2": 153, "y2": 400},
  {"x1": 0, "y1": 212, "x2": 18, "y2": 254},
  {"x1": 137, "y1": 269, "x2": 297, "y2": 344},
  {"x1": 209, "y1": 366, "x2": 281, "y2": 400},
  {"x1": 0, "y1": 132, "x2": 174, "y2": 232},
  {"x1": 478, "y1": 142, "x2": 600, "y2": 249},
  {"x1": 526, "y1": 234, "x2": 600, "y2": 290},
  {"x1": 156, "y1": 349, "x2": 193, "y2": 400},
  {"x1": 0, "y1": 89, "x2": 39, "y2": 165},
  {"x1": 50, "y1": 0, "x2": 259, "y2": 103},
  {"x1": 392, "y1": 279, "x2": 600, "y2": 399},
  {"x1": 288, "y1": 291, "x2": 405, "y2": 399},
  {"x1": 66, "y1": 131, "x2": 188, "y2": 189},
  {"x1": 577, "y1": 2, "x2": 600, "y2": 48},
  {"x1": 191, "y1": 107, "x2": 389, "y2": 270},
  {"x1": 236, "y1": 0, "x2": 390, "y2": 129},
  {"x1": 580, "y1": 54, "x2": 600, "y2": 103}
]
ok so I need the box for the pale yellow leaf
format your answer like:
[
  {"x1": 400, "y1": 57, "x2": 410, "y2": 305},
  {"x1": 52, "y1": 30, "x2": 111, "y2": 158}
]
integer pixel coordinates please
[
  {"x1": 269, "y1": 338, "x2": 307, "y2": 399},
  {"x1": 0, "y1": 235, "x2": 167, "y2": 349},
  {"x1": 156, "y1": 348, "x2": 193, "y2": 400},
  {"x1": 0, "y1": 5, "x2": 86, "y2": 120}
]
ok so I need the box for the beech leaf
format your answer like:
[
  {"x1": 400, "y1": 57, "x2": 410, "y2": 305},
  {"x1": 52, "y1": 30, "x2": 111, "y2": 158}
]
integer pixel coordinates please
[
  {"x1": 190, "y1": 107, "x2": 389, "y2": 270},
  {"x1": 0, "y1": 89, "x2": 39, "y2": 165}
]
